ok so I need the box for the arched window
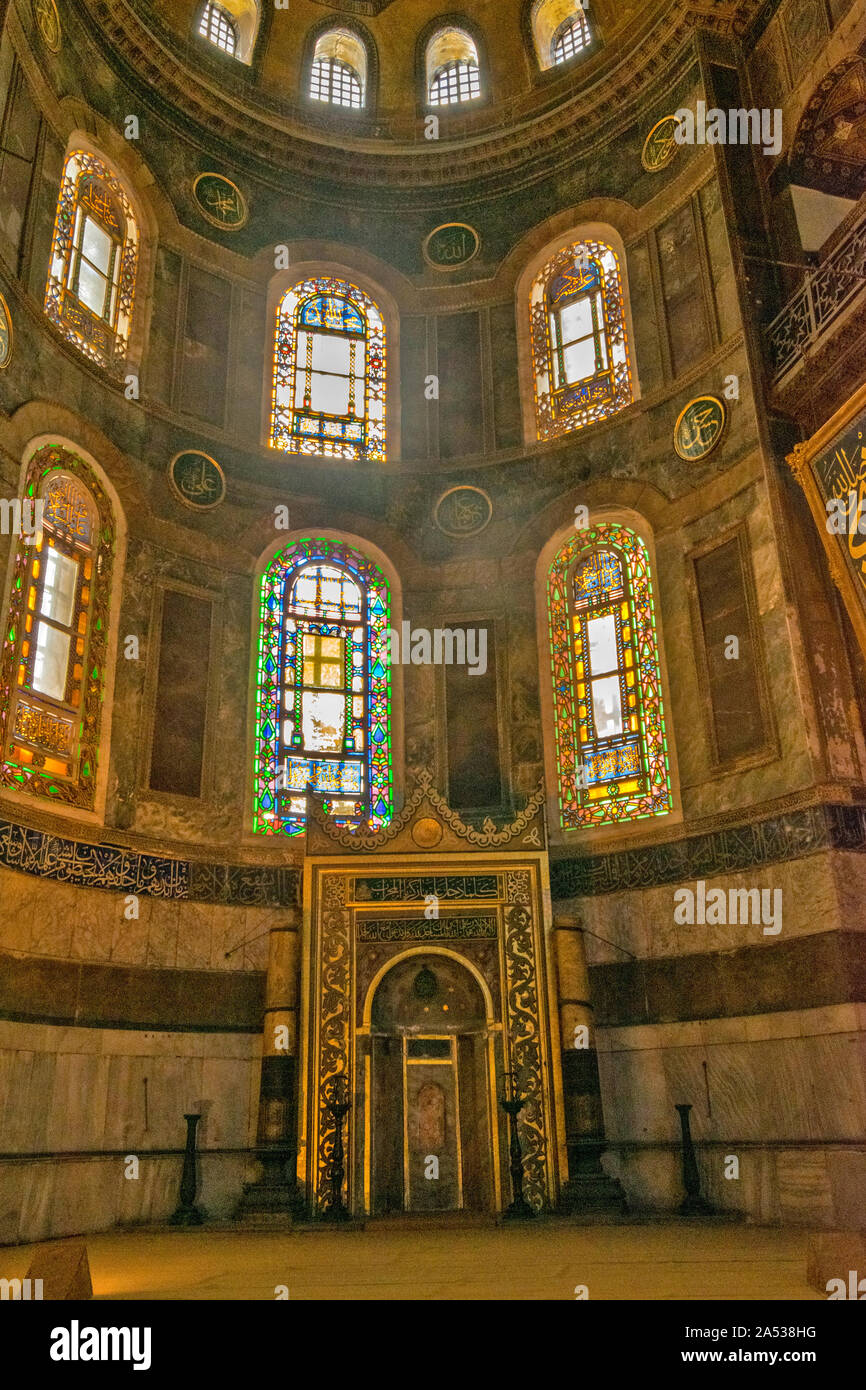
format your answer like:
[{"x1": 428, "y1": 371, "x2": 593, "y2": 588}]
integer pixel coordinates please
[
  {"x1": 270, "y1": 276, "x2": 387, "y2": 462},
  {"x1": 530, "y1": 238, "x2": 633, "y2": 440},
  {"x1": 254, "y1": 538, "x2": 393, "y2": 835},
  {"x1": 44, "y1": 150, "x2": 139, "y2": 372},
  {"x1": 198, "y1": 2, "x2": 238, "y2": 55},
  {"x1": 426, "y1": 27, "x2": 481, "y2": 106},
  {"x1": 547, "y1": 523, "x2": 672, "y2": 830},
  {"x1": 530, "y1": 1, "x2": 592, "y2": 71},
  {"x1": 195, "y1": 1, "x2": 260, "y2": 64},
  {"x1": 0, "y1": 444, "x2": 117, "y2": 811},
  {"x1": 310, "y1": 30, "x2": 367, "y2": 109}
]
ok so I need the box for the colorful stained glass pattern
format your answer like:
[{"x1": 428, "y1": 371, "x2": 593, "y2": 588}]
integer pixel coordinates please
[
  {"x1": 254, "y1": 538, "x2": 392, "y2": 836},
  {"x1": 530, "y1": 240, "x2": 633, "y2": 441},
  {"x1": 548, "y1": 523, "x2": 672, "y2": 830},
  {"x1": 0, "y1": 445, "x2": 115, "y2": 810},
  {"x1": 270, "y1": 277, "x2": 386, "y2": 462},
  {"x1": 44, "y1": 150, "x2": 139, "y2": 373}
]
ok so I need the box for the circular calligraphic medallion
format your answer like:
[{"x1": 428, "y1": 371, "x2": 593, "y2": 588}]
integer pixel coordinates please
[
  {"x1": 192, "y1": 173, "x2": 248, "y2": 231},
  {"x1": 423, "y1": 222, "x2": 481, "y2": 271},
  {"x1": 641, "y1": 115, "x2": 680, "y2": 173},
  {"x1": 33, "y1": 0, "x2": 61, "y2": 52},
  {"x1": 412, "y1": 817, "x2": 443, "y2": 849},
  {"x1": 673, "y1": 396, "x2": 727, "y2": 461},
  {"x1": 0, "y1": 294, "x2": 13, "y2": 369},
  {"x1": 169, "y1": 451, "x2": 226, "y2": 510},
  {"x1": 433, "y1": 486, "x2": 492, "y2": 538}
]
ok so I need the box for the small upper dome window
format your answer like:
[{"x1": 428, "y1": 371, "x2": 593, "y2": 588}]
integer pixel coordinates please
[
  {"x1": 531, "y1": 1, "x2": 592, "y2": 72},
  {"x1": 198, "y1": 1, "x2": 239, "y2": 56},
  {"x1": 552, "y1": 14, "x2": 590, "y2": 65},
  {"x1": 426, "y1": 28, "x2": 481, "y2": 107},
  {"x1": 310, "y1": 30, "x2": 367, "y2": 109},
  {"x1": 195, "y1": 1, "x2": 261, "y2": 65}
]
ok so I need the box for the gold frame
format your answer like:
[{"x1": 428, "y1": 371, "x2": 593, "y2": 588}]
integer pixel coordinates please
[
  {"x1": 786, "y1": 380, "x2": 866, "y2": 659},
  {"x1": 33, "y1": 0, "x2": 61, "y2": 53},
  {"x1": 673, "y1": 394, "x2": 727, "y2": 461},
  {"x1": 433, "y1": 485, "x2": 493, "y2": 538},
  {"x1": 641, "y1": 115, "x2": 680, "y2": 172},
  {"x1": 192, "y1": 172, "x2": 249, "y2": 230},
  {"x1": 0, "y1": 293, "x2": 13, "y2": 369},
  {"x1": 168, "y1": 449, "x2": 226, "y2": 511},
  {"x1": 422, "y1": 222, "x2": 481, "y2": 271},
  {"x1": 301, "y1": 851, "x2": 563, "y2": 1219}
]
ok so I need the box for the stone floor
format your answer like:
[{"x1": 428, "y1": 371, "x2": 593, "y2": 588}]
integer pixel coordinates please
[{"x1": 0, "y1": 1221, "x2": 824, "y2": 1300}]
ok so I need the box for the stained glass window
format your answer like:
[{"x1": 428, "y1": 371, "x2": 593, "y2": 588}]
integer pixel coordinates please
[
  {"x1": 0, "y1": 444, "x2": 116, "y2": 811},
  {"x1": 426, "y1": 28, "x2": 481, "y2": 106},
  {"x1": 547, "y1": 523, "x2": 672, "y2": 830},
  {"x1": 530, "y1": 239, "x2": 633, "y2": 441},
  {"x1": 198, "y1": 2, "x2": 238, "y2": 54},
  {"x1": 270, "y1": 277, "x2": 386, "y2": 462},
  {"x1": 254, "y1": 538, "x2": 393, "y2": 836},
  {"x1": 44, "y1": 150, "x2": 139, "y2": 373}
]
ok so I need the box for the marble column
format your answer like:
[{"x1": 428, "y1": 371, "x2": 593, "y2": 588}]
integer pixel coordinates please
[
  {"x1": 237, "y1": 905, "x2": 302, "y2": 1217},
  {"x1": 554, "y1": 914, "x2": 626, "y2": 1213}
]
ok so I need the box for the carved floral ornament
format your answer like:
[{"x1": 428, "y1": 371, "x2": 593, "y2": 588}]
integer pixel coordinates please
[{"x1": 304, "y1": 768, "x2": 546, "y2": 854}]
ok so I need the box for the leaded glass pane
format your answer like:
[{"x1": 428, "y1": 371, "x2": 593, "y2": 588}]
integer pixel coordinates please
[
  {"x1": 32, "y1": 623, "x2": 71, "y2": 701},
  {"x1": 39, "y1": 549, "x2": 78, "y2": 628}
]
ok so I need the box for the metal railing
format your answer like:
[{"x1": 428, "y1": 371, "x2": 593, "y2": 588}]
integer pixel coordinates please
[{"x1": 765, "y1": 210, "x2": 866, "y2": 381}]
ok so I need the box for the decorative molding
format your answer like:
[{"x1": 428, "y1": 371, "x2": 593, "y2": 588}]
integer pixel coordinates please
[
  {"x1": 550, "y1": 799, "x2": 866, "y2": 899},
  {"x1": 0, "y1": 815, "x2": 299, "y2": 904},
  {"x1": 304, "y1": 769, "x2": 546, "y2": 854},
  {"x1": 71, "y1": 0, "x2": 762, "y2": 193}
]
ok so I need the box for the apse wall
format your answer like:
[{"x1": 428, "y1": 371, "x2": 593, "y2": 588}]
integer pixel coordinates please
[{"x1": 0, "y1": 0, "x2": 865, "y2": 1237}]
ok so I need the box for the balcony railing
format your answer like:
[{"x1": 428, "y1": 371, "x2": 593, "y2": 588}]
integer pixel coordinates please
[{"x1": 765, "y1": 209, "x2": 866, "y2": 381}]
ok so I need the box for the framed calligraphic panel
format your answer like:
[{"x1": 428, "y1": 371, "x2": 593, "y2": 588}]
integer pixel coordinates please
[{"x1": 787, "y1": 382, "x2": 866, "y2": 656}]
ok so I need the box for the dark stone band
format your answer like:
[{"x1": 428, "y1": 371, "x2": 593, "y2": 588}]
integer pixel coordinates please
[
  {"x1": 0, "y1": 816, "x2": 299, "y2": 905},
  {"x1": 0, "y1": 952, "x2": 265, "y2": 1032},
  {"x1": 551, "y1": 801, "x2": 866, "y2": 899}
]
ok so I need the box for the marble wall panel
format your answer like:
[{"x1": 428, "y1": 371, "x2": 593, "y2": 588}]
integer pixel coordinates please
[
  {"x1": 0, "y1": 1153, "x2": 252, "y2": 1244},
  {"x1": 0, "y1": 1021, "x2": 260, "y2": 1158},
  {"x1": 597, "y1": 1006, "x2": 866, "y2": 1152}
]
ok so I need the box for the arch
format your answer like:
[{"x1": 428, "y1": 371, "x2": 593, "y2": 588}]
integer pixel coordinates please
[
  {"x1": 0, "y1": 442, "x2": 120, "y2": 814},
  {"x1": 529, "y1": 1, "x2": 592, "y2": 71},
  {"x1": 424, "y1": 23, "x2": 482, "y2": 106},
  {"x1": 542, "y1": 519, "x2": 673, "y2": 833},
  {"x1": 269, "y1": 274, "x2": 387, "y2": 462},
  {"x1": 790, "y1": 52, "x2": 866, "y2": 200},
  {"x1": 253, "y1": 536, "x2": 394, "y2": 836},
  {"x1": 196, "y1": 1, "x2": 261, "y2": 64},
  {"x1": 363, "y1": 946, "x2": 496, "y2": 1028},
  {"x1": 526, "y1": 232, "x2": 634, "y2": 441},
  {"x1": 308, "y1": 26, "x2": 369, "y2": 109},
  {"x1": 44, "y1": 146, "x2": 140, "y2": 374}
]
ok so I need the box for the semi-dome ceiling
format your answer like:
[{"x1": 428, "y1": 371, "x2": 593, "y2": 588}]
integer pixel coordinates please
[{"x1": 66, "y1": 0, "x2": 764, "y2": 192}]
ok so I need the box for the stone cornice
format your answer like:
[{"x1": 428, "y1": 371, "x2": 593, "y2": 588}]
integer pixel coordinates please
[{"x1": 53, "y1": 0, "x2": 762, "y2": 197}]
